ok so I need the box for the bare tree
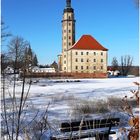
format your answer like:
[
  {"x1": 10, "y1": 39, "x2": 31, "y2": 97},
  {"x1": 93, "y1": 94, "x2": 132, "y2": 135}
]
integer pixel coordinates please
[
  {"x1": 1, "y1": 36, "x2": 31, "y2": 140},
  {"x1": 1, "y1": 21, "x2": 12, "y2": 72},
  {"x1": 111, "y1": 57, "x2": 119, "y2": 70},
  {"x1": 7, "y1": 36, "x2": 29, "y2": 71},
  {"x1": 1, "y1": 20, "x2": 12, "y2": 42},
  {"x1": 120, "y1": 55, "x2": 133, "y2": 76},
  {"x1": 1, "y1": 36, "x2": 52, "y2": 140},
  {"x1": 1, "y1": 53, "x2": 10, "y2": 73}
]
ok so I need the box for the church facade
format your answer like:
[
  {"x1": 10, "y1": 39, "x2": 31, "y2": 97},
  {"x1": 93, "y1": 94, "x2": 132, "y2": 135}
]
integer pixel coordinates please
[{"x1": 58, "y1": 0, "x2": 108, "y2": 74}]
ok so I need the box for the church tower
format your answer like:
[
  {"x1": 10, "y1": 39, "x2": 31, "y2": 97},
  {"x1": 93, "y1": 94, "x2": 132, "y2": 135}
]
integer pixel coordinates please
[
  {"x1": 58, "y1": 0, "x2": 108, "y2": 76},
  {"x1": 61, "y1": 0, "x2": 76, "y2": 72}
]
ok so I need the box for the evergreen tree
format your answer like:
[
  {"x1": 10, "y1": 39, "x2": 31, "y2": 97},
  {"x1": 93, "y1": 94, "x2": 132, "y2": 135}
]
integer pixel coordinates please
[
  {"x1": 26, "y1": 44, "x2": 38, "y2": 66},
  {"x1": 27, "y1": 45, "x2": 32, "y2": 56},
  {"x1": 33, "y1": 54, "x2": 38, "y2": 66},
  {"x1": 50, "y1": 61, "x2": 58, "y2": 71}
]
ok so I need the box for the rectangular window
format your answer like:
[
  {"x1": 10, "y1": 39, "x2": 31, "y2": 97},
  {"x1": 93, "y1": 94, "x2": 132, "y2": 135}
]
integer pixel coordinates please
[
  {"x1": 93, "y1": 66, "x2": 96, "y2": 70},
  {"x1": 87, "y1": 59, "x2": 89, "y2": 62},
  {"x1": 64, "y1": 67, "x2": 66, "y2": 70},
  {"x1": 86, "y1": 52, "x2": 89, "y2": 55},
  {"x1": 81, "y1": 52, "x2": 83, "y2": 55},
  {"x1": 87, "y1": 66, "x2": 89, "y2": 69},
  {"x1": 64, "y1": 61, "x2": 66, "y2": 64},
  {"x1": 75, "y1": 58, "x2": 78, "y2": 62},
  {"x1": 101, "y1": 66, "x2": 103, "y2": 69},
  {"x1": 75, "y1": 66, "x2": 78, "y2": 70},
  {"x1": 75, "y1": 52, "x2": 78, "y2": 55},
  {"x1": 81, "y1": 59, "x2": 83, "y2": 62},
  {"x1": 69, "y1": 23, "x2": 71, "y2": 26},
  {"x1": 69, "y1": 36, "x2": 71, "y2": 39},
  {"x1": 101, "y1": 52, "x2": 103, "y2": 55},
  {"x1": 64, "y1": 55, "x2": 66, "y2": 58},
  {"x1": 69, "y1": 30, "x2": 71, "y2": 33},
  {"x1": 101, "y1": 59, "x2": 103, "y2": 62},
  {"x1": 94, "y1": 59, "x2": 96, "y2": 62},
  {"x1": 69, "y1": 42, "x2": 71, "y2": 46},
  {"x1": 94, "y1": 52, "x2": 96, "y2": 55},
  {"x1": 81, "y1": 66, "x2": 83, "y2": 69}
]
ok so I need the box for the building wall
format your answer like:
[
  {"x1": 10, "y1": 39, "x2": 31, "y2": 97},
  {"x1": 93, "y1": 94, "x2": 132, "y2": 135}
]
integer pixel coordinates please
[
  {"x1": 32, "y1": 68, "x2": 55, "y2": 73},
  {"x1": 67, "y1": 49, "x2": 108, "y2": 73}
]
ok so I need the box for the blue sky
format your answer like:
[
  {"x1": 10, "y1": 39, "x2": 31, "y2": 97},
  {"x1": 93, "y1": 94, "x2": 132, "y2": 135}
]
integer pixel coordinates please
[{"x1": 2, "y1": 0, "x2": 139, "y2": 65}]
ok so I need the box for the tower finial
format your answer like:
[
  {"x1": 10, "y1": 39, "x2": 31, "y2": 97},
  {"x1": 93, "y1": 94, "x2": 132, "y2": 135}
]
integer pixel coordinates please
[{"x1": 66, "y1": 0, "x2": 71, "y2": 8}]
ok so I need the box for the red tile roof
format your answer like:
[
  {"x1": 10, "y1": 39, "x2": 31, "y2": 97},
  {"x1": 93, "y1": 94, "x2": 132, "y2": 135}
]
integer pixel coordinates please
[{"x1": 70, "y1": 35, "x2": 108, "y2": 51}]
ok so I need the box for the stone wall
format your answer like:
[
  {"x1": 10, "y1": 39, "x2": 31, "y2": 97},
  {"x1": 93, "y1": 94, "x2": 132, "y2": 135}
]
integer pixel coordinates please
[{"x1": 24, "y1": 72, "x2": 107, "y2": 78}]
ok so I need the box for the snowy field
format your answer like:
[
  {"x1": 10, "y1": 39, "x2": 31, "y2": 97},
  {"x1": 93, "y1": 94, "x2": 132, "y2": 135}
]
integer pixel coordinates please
[
  {"x1": 4, "y1": 77, "x2": 139, "y2": 120},
  {"x1": 2, "y1": 76, "x2": 139, "y2": 139}
]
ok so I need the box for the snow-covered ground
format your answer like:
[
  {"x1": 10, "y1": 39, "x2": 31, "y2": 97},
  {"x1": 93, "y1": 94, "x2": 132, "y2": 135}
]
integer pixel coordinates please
[{"x1": 2, "y1": 76, "x2": 139, "y2": 139}]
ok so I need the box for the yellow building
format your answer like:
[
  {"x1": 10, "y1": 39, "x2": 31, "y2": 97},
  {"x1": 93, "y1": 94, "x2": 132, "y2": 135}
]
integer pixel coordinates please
[{"x1": 58, "y1": 0, "x2": 108, "y2": 74}]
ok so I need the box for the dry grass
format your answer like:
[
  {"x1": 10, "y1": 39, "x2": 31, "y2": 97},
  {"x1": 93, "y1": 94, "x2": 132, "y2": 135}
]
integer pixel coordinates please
[
  {"x1": 69, "y1": 96, "x2": 137, "y2": 118},
  {"x1": 70, "y1": 99, "x2": 110, "y2": 117},
  {"x1": 51, "y1": 94, "x2": 76, "y2": 102},
  {"x1": 108, "y1": 97, "x2": 137, "y2": 111}
]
